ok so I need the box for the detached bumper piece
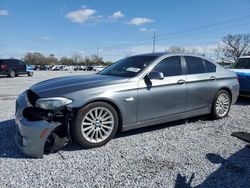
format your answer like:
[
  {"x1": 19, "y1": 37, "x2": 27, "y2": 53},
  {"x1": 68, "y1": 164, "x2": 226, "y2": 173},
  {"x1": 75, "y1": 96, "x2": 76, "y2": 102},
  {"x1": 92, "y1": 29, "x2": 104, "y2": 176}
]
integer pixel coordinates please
[
  {"x1": 15, "y1": 90, "x2": 70, "y2": 158},
  {"x1": 231, "y1": 132, "x2": 250, "y2": 143}
]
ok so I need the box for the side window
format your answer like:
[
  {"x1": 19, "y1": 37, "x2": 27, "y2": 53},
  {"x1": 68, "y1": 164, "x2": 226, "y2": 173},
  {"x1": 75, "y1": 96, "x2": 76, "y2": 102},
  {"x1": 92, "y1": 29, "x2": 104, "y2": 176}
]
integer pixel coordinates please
[
  {"x1": 18, "y1": 60, "x2": 25, "y2": 66},
  {"x1": 8, "y1": 60, "x2": 17, "y2": 66},
  {"x1": 185, "y1": 56, "x2": 206, "y2": 74},
  {"x1": 204, "y1": 60, "x2": 216, "y2": 73},
  {"x1": 153, "y1": 56, "x2": 182, "y2": 77}
]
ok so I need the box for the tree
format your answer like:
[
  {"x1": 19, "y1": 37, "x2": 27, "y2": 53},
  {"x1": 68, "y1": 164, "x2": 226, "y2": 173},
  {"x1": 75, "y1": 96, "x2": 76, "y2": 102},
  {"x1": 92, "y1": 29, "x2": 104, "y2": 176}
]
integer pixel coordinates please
[
  {"x1": 59, "y1": 57, "x2": 74, "y2": 65},
  {"x1": 222, "y1": 33, "x2": 250, "y2": 62},
  {"x1": 22, "y1": 52, "x2": 47, "y2": 65},
  {"x1": 46, "y1": 54, "x2": 58, "y2": 65},
  {"x1": 71, "y1": 52, "x2": 83, "y2": 64},
  {"x1": 166, "y1": 46, "x2": 199, "y2": 54},
  {"x1": 213, "y1": 44, "x2": 223, "y2": 63},
  {"x1": 22, "y1": 51, "x2": 112, "y2": 66},
  {"x1": 90, "y1": 54, "x2": 103, "y2": 65}
]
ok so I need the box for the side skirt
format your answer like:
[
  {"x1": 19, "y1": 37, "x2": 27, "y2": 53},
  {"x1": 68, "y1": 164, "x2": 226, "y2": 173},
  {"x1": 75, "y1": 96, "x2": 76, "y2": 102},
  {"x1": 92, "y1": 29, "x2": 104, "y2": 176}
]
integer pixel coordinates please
[{"x1": 121, "y1": 107, "x2": 211, "y2": 132}]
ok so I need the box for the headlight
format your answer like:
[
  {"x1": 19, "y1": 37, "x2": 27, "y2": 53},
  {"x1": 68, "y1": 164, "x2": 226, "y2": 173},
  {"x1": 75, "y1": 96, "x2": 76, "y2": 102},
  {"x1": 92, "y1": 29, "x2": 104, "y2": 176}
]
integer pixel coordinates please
[{"x1": 35, "y1": 97, "x2": 73, "y2": 110}]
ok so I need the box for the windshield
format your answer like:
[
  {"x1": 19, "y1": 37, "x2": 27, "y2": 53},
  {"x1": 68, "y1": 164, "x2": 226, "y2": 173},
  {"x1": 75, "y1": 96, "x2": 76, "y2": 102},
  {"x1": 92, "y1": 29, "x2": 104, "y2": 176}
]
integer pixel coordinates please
[
  {"x1": 231, "y1": 58, "x2": 250, "y2": 69},
  {"x1": 98, "y1": 55, "x2": 158, "y2": 77}
]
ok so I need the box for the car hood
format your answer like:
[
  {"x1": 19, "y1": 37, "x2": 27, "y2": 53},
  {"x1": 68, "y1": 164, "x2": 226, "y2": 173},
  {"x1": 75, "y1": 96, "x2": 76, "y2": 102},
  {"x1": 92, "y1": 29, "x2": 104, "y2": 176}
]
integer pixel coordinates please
[{"x1": 30, "y1": 74, "x2": 129, "y2": 97}]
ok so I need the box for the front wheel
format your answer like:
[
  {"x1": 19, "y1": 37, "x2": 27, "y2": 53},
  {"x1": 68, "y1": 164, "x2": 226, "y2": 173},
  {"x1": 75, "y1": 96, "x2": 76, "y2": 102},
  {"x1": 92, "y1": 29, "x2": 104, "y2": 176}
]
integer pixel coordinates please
[
  {"x1": 72, "y1": 102, "x2": 119, "y2": 148},
  {"x1": 211, "y1": 90, "x2": 231, "y2": 119}
]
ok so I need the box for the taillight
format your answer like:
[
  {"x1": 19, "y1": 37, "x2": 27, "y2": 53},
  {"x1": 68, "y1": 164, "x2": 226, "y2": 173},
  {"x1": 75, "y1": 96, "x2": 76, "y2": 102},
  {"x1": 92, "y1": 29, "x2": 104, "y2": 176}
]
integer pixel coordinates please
[
  {"x1": 1, "y1": 64, "x2": 7, "y2": 69},
  {"x1": 236, "y1": 76, "x2": 240, "y2": 82}
]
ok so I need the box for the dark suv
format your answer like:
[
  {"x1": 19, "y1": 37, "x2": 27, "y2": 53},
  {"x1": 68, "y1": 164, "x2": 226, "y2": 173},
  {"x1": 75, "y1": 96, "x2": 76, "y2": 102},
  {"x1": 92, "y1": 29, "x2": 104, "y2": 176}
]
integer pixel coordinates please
[{"x1": 0, "y1": 59, "x2": 33, "y2": 78}]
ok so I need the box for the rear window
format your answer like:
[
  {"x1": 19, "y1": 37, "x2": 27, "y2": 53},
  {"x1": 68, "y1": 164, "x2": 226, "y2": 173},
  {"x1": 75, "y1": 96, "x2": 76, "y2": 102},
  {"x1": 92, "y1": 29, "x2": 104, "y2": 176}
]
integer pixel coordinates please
[
  {"x1": 185, "y1": 56, "x2": 206, "y2": 74},
  {"x1": 204, "y1": 60, "x2": 216, "y2": 73},
  {"x1": 232, "y1": 58, "x2": 250, "y2": 69}
]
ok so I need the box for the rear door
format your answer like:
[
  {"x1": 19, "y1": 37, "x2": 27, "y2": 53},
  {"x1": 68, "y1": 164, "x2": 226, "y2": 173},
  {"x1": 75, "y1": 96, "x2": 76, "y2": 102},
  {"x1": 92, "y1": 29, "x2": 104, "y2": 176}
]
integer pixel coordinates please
[{"x1": 184, "y1": 56, "x2": 217, "y2": 111}]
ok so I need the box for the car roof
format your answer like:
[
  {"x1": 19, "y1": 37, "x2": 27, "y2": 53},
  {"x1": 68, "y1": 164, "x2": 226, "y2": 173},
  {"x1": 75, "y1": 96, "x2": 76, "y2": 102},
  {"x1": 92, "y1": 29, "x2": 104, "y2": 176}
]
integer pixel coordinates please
[
  {"x1": 133, "y1": 52, "x2": 214, "y2": 62},
  {"x1": 0, "y1": 58, "x2": 19, "y2": 61}
]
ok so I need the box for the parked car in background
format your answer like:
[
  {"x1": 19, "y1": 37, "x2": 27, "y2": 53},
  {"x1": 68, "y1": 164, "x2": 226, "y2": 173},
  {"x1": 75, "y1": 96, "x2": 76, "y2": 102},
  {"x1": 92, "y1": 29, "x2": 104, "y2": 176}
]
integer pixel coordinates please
[
  {"x1": 230, "y1": 56, "x2": 250, "y2": 97},
  {"x1": 0, "y1": 59, "x2": 33, "y2": 77},
  {"x1": 93, "y1": 66, "x2": 105, "y2": 72},
  {"x1": 15, "y1": 53, "x2": 239, "y2": 158},
  {"x1": 86, "y1": 66, "x2": 94, "y2": 71}
]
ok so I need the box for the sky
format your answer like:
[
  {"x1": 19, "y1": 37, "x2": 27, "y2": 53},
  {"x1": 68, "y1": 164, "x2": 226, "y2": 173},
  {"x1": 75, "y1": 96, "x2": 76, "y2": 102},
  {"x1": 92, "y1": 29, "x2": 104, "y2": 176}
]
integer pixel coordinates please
[{"x1": 1, "y1": 0, "x2": 250, "y2": 61}]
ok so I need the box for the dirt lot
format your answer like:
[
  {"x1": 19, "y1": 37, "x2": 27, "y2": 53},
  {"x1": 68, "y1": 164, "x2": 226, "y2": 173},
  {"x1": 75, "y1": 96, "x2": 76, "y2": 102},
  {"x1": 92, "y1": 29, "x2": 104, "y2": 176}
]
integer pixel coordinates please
[{"x1": 0, "y1": 71, "x2": 249, "y2": 187}]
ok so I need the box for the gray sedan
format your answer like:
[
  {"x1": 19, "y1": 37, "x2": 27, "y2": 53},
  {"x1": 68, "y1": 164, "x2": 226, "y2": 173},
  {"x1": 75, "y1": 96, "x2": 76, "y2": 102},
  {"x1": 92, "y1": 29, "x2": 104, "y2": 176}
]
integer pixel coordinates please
[{"x1": 15, "y1": 53, "x2": 239, "y2": 157}]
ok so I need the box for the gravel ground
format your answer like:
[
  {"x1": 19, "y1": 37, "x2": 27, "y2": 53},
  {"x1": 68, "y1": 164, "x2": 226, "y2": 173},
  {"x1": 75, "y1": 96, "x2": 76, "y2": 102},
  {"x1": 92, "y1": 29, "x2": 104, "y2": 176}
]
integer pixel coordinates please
[{"x1": 0, "y1": 71, "x2": 249, "y2": 188}]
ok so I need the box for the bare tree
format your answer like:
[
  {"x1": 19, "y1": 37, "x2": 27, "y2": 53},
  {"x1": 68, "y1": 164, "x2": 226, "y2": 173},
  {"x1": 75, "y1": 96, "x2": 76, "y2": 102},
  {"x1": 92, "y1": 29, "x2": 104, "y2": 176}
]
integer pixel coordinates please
[
  {"x1": 213, "y1": 44, "x2": 223, "y2": 63},
  {"x1": 71, "y1": 52, "x2": 83, "y2": 64},
  {"x1": 166, "y1": 46, "x2": 199, "y2": 54},
  {"x1": 46, "y1": 54, "x2": 58, "y2": 65},
  {"x1": 22, "y1": 52, "x2": 47, "y2": 65},
  {"x1": 222, "y1": 34, "x2": 250, "y2": 62}
]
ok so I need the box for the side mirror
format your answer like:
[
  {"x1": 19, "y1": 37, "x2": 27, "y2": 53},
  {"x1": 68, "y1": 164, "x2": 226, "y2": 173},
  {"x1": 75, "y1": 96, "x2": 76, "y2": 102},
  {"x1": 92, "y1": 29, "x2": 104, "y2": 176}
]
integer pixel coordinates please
[{"x1": 147, "y1": 71, "x2": 164, "y2": 80}]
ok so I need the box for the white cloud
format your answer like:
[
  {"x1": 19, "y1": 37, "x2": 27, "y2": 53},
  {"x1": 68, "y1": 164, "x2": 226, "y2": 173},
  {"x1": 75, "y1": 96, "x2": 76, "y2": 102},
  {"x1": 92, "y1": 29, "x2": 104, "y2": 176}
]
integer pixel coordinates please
[
  {"x1": 109, "y1": 11, "x2": 124, "y2": 20},
  {"x1": 128, "y1": 17, "x2": 154, "y2": 26},
  {"x1": 140, "y1": 28, "x2": 156, "y2": 32},
  {"x1": 0, "y1": 9, "x2": 9, "y2": 16},
  {"x1": 66, "y1": 8, "x2": 96, "y2": 23}
]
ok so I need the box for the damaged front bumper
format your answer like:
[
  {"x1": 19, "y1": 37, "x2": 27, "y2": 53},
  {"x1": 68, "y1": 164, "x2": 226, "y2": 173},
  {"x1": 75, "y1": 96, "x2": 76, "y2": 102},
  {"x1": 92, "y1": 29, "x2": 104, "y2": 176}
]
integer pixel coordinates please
[{"x1": 15, "y1": 91, "x2": 69, "y2": 158}]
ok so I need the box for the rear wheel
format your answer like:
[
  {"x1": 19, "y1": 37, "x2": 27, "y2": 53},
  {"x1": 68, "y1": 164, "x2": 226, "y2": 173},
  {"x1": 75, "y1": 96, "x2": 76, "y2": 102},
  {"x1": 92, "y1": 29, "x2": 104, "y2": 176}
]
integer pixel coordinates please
[
  {"x1": 27, "y1": 72, "x2": 33, "y2": 77},
  {"x1": 211, "y1": 90, "x2": 231, "y2": 119},
  {"x1": 72, "y1": 102, "x2": 119, "y2": 148},
  {"x1": 8, "y1": 70, "x2": 16, "y2": 78}
]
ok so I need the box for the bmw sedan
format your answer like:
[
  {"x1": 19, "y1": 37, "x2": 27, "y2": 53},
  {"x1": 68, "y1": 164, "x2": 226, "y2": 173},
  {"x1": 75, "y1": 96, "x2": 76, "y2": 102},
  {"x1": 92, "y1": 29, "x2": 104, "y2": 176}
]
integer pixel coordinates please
[{"x1": 15, "y1": 53, "x2": 239, "y2": 158}]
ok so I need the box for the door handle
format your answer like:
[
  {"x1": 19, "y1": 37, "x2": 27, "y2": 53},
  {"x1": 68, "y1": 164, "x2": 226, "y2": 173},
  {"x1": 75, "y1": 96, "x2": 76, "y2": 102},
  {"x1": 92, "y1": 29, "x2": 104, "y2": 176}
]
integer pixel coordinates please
[
  {"x1": 177, "y1": 79, "x2": 185, "y2": 85},
  {"x1": 210, "y1": 76, "x2": 216, "y2": 81}
]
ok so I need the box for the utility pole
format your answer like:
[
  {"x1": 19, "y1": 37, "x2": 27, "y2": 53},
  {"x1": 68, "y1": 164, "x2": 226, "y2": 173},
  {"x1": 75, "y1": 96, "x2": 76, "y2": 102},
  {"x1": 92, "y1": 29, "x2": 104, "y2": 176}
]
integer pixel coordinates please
[{"x1": 153, "y1": 32, "x2": 156, "y2": 53}]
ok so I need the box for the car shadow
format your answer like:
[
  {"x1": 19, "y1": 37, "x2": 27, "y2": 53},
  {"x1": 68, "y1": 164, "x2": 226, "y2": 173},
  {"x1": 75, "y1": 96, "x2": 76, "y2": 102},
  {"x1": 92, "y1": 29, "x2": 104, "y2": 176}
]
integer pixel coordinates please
[
  {"x1": 174, "y1": 146, "x2": 250, "y2": 188},
  {"x1": 0, "y1": 75, "x2": 7, "y2": 78},
  {"x1": 0, "y1": 115, "x2": 214, "y2": 157},
  {"x1": 115, "y1": 115, "x2": 212, "y2": 139},
  {"x1": 0, "y1": 119, "x2": 27, "y2": 158},
  {"x1": 235, "y1": 96, "x2": 250, "y2": 106},
  {"x1": 0, "y1": 75, "x2": 29, "y2": 79}
]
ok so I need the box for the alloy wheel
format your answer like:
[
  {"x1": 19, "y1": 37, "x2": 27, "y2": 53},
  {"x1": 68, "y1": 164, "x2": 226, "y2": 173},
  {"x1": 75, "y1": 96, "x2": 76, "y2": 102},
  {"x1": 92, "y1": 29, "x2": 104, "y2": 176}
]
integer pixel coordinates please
[
  {"x1": 81, "y1": 107, "x2": 114, "y2": 143},
  {"x1": 215, "y1": 93, "x2": 230, "y2": 117}
]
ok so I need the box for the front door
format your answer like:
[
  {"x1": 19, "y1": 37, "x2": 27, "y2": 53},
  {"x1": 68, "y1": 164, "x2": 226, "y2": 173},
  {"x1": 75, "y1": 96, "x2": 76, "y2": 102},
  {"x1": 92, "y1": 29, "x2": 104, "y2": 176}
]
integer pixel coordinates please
[{"x1": 137, "y1": 56, "x2": 187, "y2": 122}]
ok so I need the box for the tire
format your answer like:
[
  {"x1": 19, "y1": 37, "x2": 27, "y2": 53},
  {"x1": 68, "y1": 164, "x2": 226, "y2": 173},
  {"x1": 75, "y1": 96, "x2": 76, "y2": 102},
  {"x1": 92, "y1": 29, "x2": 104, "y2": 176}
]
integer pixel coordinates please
[
  {"x1": 72, "y1": 102, "x2": 119, "y2": 148},
  {"x1": 8, "y1": 70, "x2": 16, "y2": 78},
  {"x1": 27, "y1": 72, "x2": 33, "y2": 77},
  {"x1": 211, "y1": 90, "x2": 231, "y2": 119}
]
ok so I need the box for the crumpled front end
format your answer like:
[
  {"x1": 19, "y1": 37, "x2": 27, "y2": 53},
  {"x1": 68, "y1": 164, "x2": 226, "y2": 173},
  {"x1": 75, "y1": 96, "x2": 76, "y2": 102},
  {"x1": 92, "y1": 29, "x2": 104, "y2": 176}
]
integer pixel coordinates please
[{"x1": 15, "y1": 90, "x2": 70, "y2": 158}]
